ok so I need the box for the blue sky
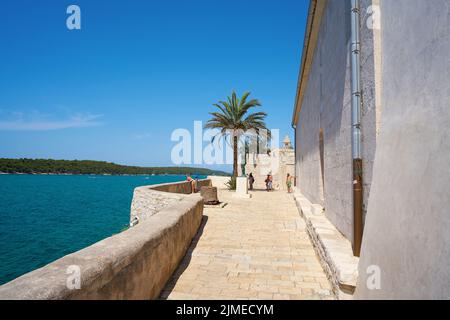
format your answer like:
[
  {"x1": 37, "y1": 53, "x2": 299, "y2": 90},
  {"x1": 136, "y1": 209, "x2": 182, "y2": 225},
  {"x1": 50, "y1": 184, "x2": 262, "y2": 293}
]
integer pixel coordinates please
[{"x1": 0, "y1": 0, "x2": 308, "y2": 170}]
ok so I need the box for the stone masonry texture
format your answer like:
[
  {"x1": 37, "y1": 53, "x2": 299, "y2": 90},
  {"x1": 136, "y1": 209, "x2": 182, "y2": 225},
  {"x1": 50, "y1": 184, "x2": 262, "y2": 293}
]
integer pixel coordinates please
[{"x1": 294, "y1": 0, "x2": 379, "y2": 242}]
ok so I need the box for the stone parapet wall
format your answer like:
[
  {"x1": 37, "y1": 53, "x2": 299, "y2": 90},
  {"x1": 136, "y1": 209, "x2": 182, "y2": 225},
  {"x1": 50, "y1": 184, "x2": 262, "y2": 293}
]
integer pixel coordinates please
[
  {"x1": 207, "y1": 176, "x2": 231, "y2": 190},
  {"x1": 130, "y1": 179, "x2": 211, "y2": 225},
  {"x1": 0, "y1": 181, "x2": 208, "y2": 300},
  {"x1": 150, "y1": 179, "x2": 211, "y2": 194}
]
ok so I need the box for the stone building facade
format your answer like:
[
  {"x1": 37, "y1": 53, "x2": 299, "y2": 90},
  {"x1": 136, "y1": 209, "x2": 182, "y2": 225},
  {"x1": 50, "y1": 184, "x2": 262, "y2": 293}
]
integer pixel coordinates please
[
  {"x1": 292, "y1": 0, "x2": 381, "y2": 244},
  {"x1": 292, "y1": 0, "x2": 449, "y2": 299},
  {"x1": 240, "y1": 136, "x2": 295, "y2": 191}
]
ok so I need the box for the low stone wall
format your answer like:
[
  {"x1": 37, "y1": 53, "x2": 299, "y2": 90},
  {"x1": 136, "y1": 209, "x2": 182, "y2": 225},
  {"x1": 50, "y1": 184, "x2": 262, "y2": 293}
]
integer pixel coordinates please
[
  {"x1": 130, "y1": 179, "x2": 211, "y2": 226},
  {"x1": 0, "y1": 181, "x2": 208, "y2": 300},
  {"x1": 150, "y1": 179, "x2": 211, "y2": 194},
  {"x1": 207, "y1": 176, "x2": 230, "y2": 190}
]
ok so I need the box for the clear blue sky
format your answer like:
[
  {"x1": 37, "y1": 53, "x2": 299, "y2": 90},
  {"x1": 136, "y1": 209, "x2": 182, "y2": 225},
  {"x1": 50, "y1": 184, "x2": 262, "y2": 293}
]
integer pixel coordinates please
[{"x1": 0, "y1": 0, "x2": 308, "y2": 171}]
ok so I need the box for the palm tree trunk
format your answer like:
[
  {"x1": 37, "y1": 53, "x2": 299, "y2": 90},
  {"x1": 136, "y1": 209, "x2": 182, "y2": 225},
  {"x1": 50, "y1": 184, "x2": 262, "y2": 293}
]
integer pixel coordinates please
[{"x1": 233, "y1": 135, "x2": 238, "y2": 177}]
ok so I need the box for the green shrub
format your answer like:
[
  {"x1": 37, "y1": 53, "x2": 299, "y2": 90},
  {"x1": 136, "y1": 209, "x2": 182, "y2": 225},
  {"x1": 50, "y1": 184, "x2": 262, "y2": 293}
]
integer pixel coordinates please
[{"x1": 226, "y1": 176, "x2": 237, "y2": 190}]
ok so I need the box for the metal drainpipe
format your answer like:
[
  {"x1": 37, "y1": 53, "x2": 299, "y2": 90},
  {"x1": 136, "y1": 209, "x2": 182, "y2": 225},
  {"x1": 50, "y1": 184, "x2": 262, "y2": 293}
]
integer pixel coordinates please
[
  {"x1": 292, "y1": 124, "x2": 297, "y2": 189},
  {"x1": 351, "y1": 0, "x2": 363, "y2": 257}
]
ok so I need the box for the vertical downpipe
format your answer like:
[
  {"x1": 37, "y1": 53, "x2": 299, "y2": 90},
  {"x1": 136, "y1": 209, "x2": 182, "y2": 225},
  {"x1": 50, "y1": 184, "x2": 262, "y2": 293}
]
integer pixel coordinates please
[
  {"x1": 292, "y1": 124, "x2": 297, "y2": 188},
  {"x1": 351, "y1": 0, "x2": 363, "y2": 257}
]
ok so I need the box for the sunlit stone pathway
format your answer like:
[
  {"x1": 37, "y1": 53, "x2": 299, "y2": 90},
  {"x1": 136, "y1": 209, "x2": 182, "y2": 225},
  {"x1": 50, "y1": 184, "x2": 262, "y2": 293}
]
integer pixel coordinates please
[{"x1": 160, "y1": 189, "x2": 333, "y2": 300}]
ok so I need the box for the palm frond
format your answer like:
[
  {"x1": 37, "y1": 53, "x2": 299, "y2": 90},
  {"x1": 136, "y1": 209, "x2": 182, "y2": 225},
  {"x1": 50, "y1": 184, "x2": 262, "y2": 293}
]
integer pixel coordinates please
[{"x1": 204, "y1": 91, "x2": 270, "y2": 176}]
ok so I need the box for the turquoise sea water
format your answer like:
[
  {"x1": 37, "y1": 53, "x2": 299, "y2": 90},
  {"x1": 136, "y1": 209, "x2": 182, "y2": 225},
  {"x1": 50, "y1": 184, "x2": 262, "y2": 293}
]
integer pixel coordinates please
[{"x1": 0, "y1": 174, "x2": 199, "y2": 285}]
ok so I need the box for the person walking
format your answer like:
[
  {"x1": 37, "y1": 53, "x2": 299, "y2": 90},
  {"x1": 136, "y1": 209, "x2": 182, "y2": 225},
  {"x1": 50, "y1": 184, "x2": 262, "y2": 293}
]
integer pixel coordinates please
[
  {"x1": 248, "y1": 173, "x2": 255, "y2": 190},
  {"x1": 265, "y1": 174, "x2": 273, "y2": 191},
  {"x1": 265, "y1": 174, "x2": 270, "y2": 191},
  {"x1": 286, "y1": 173, "x2": 293, "y2": 193}
]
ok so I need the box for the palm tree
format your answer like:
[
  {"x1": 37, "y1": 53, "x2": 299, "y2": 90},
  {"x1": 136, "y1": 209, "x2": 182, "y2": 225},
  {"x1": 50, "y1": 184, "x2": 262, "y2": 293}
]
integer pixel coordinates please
[{"x1": 205, "y1": 91, "x2": 270, "y2": 177}]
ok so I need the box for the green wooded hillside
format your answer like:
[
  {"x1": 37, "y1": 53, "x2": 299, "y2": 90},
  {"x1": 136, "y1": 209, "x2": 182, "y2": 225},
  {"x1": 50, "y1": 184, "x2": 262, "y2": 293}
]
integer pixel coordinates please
[{"x1": 0, "y1": 158, "x2": 230, "y2": 176}]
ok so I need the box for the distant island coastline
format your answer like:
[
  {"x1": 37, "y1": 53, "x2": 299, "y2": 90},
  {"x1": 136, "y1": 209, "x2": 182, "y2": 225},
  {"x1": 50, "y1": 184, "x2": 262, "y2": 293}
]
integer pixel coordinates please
[{"x1": 0, "y1": 158, "x2": 230, "y2": 176}]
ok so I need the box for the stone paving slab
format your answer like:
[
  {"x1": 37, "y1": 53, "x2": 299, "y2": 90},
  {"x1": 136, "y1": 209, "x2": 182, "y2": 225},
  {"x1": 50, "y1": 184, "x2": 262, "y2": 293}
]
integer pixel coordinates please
[{"x1": 160, "y1": 189, "x2": 334, "y2": 300}]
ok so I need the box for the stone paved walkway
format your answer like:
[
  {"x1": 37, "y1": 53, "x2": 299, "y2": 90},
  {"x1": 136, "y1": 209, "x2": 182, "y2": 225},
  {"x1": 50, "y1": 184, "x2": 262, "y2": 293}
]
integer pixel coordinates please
[{"x1": 160, "y1": 189, "x2": 334, "y2": 300}]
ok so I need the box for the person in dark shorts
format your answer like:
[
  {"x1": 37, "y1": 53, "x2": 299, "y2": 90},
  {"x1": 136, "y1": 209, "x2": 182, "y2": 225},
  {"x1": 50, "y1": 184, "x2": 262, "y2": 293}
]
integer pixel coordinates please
[{"x1": 249, "y1": 173, "x2": 255, "y2": 190}]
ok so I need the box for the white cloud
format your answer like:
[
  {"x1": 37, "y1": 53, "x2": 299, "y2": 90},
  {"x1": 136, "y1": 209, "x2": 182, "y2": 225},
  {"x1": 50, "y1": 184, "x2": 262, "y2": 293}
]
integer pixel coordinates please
[
  {"x1": 133, "y1": 133, "x2": 152, "y2": 140},
  {"x1": 0, "y1": 112, "x2": 103, "y2": 131}
]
